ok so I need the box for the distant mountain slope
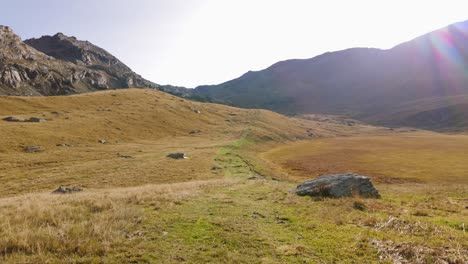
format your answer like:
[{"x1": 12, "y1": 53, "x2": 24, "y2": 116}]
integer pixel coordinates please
[
  {"x1": 193, "y1": 20, "x2": 468, "y2": 130},
  {"x1": 25, "y1": 33, "x2": 157, "y2": 89},
  {"x1": 0, "y1": 26, "x2": 159, "y2": 95}
]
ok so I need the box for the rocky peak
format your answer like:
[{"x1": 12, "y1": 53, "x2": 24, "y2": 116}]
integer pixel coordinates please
[
  {"x1": 25, "y1": 33, "x2": 131, "y2": 72},
  {"x1": 0, "y1": 25, "x2": 17, "y2": 39},
  {"x1": 0, "y1": 25, "x2": 49, "y2": 61},
  {"x1": 0, "y1": 25, "x2": 161, "y2": 96},
  {"x1": 0, "y1": 25, "x2": 22, "y2": 50}
]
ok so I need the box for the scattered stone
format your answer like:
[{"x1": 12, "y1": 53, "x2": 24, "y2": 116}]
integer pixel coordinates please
[
  {"x1": 25, "y1": 117, "x2": 46, "y2": 122},
  {"x1": 248, "y1": 174, "x2": 266, "y2": 180},
  {"x1": 52, "y1": 186, "x2": 82, "y2": 194},
  {"x1": 98, "y1": 139, "x2": 106, "y2": 144},
  {"x1": 294, "y1": 173, "x2": 381, "y2": 198},
  {"x1": 189, "y1": 106, "x2": 201, "y2": 114},
  {"x1": 117, "y1": 153, "x2": 134, "y2": 159},
  {"x1": 23, "y1": 146, "x2": 42, "y2": 153},
  {"x1": 3, "y1": 116, "x2": 25, "y2": 122},
  {"x1": 167, "y1": 153, "x2": 187, "y2": 159},
  {"x1": 56, "y1": 143, "x2": 73, "y2": 147},
  {"x1": 251, "y1": 211, "x2": 266, "y2": 219},
  {"x1": 2, "y1": 116, "x2": 46, "y2": 122},
  {"x1": 211, "y1": 166, "x2": 222, "y2": 170},
  {"x1": 189, "y1": 130, "x2": 202, "y2": 135},
  {"x1": 162, "y1": 231, "x2": 168, "y2": 236}
]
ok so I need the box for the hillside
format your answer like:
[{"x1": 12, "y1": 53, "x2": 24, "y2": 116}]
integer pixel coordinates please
[
  {"x1": 193, "y1": 20, "x2": 468, "y2": 131},
  {"x1": 0, "y1": 26, "x2": 159, "y2": 95},
  {"x1": 0, "y1": 88, "x2": 385, "y2": 196},
  {"x1": 0, "y1": 89, "x2": 466, "y2": 263}
]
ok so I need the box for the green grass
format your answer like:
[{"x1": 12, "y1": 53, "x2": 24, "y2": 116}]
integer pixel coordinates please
[{"x1": 94, "y1": 177, "x2": 467, "y2": 263}]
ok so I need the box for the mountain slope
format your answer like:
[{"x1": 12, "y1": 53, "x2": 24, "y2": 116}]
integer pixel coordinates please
[
  {"x1": 0, "y1": 26, "x2": 158, "y2": 95},
  {"x1": 193, "y1": 20, "x2": 468, "y2": 130},
  {"x1": 25, "y1": 33, "x2": 157, "y2": 89}
]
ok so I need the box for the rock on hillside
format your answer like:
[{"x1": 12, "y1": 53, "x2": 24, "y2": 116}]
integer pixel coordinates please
[
  {"x1": 0, "y1": 25, "x2": 160, "y2": 96},
  {"x1": 294, "y1": 173, "x2": 381, "y2": 198}
]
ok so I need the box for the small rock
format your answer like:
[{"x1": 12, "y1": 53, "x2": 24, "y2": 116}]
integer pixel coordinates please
[
  {"x1": 211, "y1": 166, "x2": 222, "y2": 170},
  {"x1": 294, "y1": 173, "x2": 380, "y2": 198},
  {"x1": 3, "y1": 116, "x2": 25, "y2": 122},
  {"x1": 189, "y1": 130, "x2": 202, "y2": 135},
  {"x1": 23, "y1": 146, "x2": 42, "y2": 153},
  {"x1": 167, "y1": 153, "x2": 187, "y2": 159},
  {"x1": 25, "y1": 117, "x2": 46, "y2": 122},
  {"x1": 248, "y1": 175, "x2": 266, "y2": 180},
  {"x1": 98, "y1": 139, "x2": 106, "y2": 144},
  {"x1": 162, "y1": 231, "x2": 168, "y2": 236},
  {"x1": 189, "y1": 106, "x2": 201, "y2": 114},
  {"x1": 117, "y1": 153, "x2": 134, "y2": 159},
  {"x1": 56, "y1": 143, "x2": 73, "y2": 147},
  {"x1": 52, "y1": 186, "x2": 82, "y2": 194}
]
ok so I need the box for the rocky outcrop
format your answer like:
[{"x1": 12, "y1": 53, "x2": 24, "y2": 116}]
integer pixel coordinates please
[
  {"x1": 52, "y1": 186, "x2": 82, "y2": 194},
  {"x1": 25, "y1": 33, "x2": 157, "y2": 89},
  {"x1": 0, "y1": 25, "x2": 160, "y2": 96},
  {"x1": 294, "y1": 173, "x2": 380, "y2": 198}
]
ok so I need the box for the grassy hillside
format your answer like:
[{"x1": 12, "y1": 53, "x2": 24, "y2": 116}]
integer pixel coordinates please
[
  {"x1": 0, "y1": 88, "x2": 384, "y2": 196},
  {"x1": 0, "y1": 89, "x2": 465, "y2": 263}
]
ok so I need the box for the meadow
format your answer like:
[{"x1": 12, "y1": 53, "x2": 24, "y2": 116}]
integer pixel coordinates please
[{"x1": 0, "y1": 89, "x2": 466, "y2": 263}]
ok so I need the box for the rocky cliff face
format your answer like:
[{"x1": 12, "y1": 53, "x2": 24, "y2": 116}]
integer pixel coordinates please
[
  {"x1": 0, "y1": 25, "x2": 158, "y2": 96},
  {"x1": 25, "y1": 33, "x2": 156, "y2": 89}
]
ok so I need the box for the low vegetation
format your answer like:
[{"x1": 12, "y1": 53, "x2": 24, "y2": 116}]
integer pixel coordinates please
[{"x1": 0, "y1": 89, "x2": 466, "y2": 263}]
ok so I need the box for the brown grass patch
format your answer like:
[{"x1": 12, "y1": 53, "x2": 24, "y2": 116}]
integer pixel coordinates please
[
  {"x1": 262, "y1": 133, "x2": 468, "y2": 184},
  {"x1": 0, "y1": 179, "x2": 235, "y2": 261}
]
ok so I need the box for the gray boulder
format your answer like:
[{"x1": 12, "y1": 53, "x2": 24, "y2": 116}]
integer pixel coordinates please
[
  {"x1": 294, "y1": 173, "x2": 380, "y2": 198},
  {"x1": 167, "y1": 153, "x2": 187, "y2": 159}
]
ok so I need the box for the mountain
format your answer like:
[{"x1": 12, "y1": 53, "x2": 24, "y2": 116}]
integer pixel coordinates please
[
  {"x1": 0, "y1": 25, "x2": 159, "y2": 95},
  {"x1": 193, "y1": 20, "x2": 468, "y2": 130}
]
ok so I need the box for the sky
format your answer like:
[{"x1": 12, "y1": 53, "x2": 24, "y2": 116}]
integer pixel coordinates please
[{"x1": 2, "y1": 0, "x2": 468, "y2": 87}]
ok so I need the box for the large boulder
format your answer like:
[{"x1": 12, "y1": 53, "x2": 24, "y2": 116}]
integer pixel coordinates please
[{"x1": 294, "y1": 173, "x2": 380, "y2": 198}]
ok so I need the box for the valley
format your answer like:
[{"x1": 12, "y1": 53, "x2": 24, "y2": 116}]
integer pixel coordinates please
[{"x1": 0, "y1": 89, "x2": 466, "y2": 263}]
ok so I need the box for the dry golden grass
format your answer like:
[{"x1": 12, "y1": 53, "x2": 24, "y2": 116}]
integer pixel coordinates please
[
  {"x1": 0, "y1": 89, "x2": 389, "y2": 197},
  {"x1": 0, "y1": 178, "x2": 236, "y2": 262},
  {"x1": 2, "y1": 89, "x2": 464, "y2": 263},
  {"x1": 262, "y1": 132, "x2": 468, "y2": 184}
]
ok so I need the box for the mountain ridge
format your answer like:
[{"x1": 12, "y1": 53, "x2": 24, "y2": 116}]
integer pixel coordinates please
[
  {"x1": 191, "y1": 20, "x2": 468, "y2": 130},
  {"x1": 0, "y1": 25, "x2": 160, "y2": 95}
]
